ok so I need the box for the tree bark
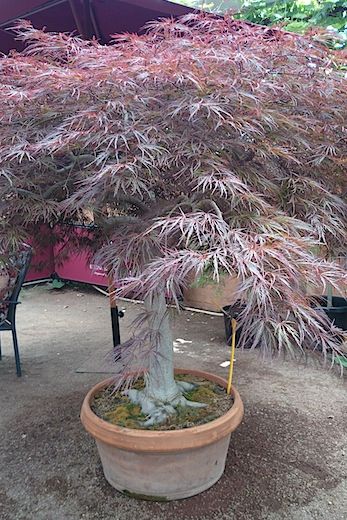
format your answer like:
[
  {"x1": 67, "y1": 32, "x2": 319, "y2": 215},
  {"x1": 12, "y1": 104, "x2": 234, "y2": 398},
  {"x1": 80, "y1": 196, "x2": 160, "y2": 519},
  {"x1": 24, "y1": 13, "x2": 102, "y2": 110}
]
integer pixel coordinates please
[{"x1": 144, "y1": 290, "x2": 179, "y2": 402}]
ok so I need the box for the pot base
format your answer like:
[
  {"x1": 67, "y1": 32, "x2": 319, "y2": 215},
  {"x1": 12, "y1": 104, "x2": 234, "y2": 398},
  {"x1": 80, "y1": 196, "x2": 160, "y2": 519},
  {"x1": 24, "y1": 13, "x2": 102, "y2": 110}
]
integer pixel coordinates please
[{"x1": 97, "y1": 433, "x2": 231, "y2": 501}]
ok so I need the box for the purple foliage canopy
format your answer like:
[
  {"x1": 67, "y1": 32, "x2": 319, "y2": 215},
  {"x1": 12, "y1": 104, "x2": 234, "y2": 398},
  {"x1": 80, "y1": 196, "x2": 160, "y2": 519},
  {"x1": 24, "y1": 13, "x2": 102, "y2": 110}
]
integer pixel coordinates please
[{"x1": 0, "y1": 14, "x2": 346, "y2": 372}]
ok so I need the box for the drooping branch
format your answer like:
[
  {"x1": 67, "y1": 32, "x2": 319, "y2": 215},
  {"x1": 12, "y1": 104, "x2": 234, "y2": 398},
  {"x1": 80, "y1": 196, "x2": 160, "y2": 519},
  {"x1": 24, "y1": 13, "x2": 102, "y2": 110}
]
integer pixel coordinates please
[
  {"x1": 43, "y1": 180, "x2": 70, "y2": 199},
  {"x1": 15, "y1": 188, "x2": 43, "y2": 201},
  {"x1": 113, "y1": 195, "x2": 150, "y2": 214},
  {"x1": 94, "y1": 215, "x2": 143, "y2": 232}
]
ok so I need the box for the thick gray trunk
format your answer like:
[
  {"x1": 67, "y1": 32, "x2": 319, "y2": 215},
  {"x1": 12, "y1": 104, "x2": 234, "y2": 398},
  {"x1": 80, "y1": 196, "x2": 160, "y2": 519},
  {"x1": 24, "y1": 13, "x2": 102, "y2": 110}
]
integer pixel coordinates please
[
  {"x1": 125, "y1": 290, "x2": 206, "y2": 425},
  {"x1": 144, "y1": 290, "x2": 179, "y2": 402}
]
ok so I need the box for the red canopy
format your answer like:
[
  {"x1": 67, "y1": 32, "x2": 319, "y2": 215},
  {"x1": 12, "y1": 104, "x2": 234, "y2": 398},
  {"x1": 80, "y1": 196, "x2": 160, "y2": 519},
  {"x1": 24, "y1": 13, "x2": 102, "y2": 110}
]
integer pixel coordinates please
[{"x1": 0, "y1": 0, "x2": 193, "y2": 53}]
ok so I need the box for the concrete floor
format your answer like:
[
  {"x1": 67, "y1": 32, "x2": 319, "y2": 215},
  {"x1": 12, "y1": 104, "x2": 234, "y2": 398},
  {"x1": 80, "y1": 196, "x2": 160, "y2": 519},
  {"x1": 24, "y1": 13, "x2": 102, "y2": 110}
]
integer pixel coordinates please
[{"x1": 0, "y1": 284, "x2": 346, "y2": 520}]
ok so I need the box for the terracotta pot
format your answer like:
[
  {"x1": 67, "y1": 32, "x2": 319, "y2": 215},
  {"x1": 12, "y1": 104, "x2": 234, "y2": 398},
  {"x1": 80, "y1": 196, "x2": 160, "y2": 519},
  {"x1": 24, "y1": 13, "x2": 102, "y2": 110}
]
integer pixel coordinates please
[
  {"x1": 183, "y1": 275, "x2": 239, "y2": 312},
  {"x1": 81, "y1": 368, "x2": 244, "y2": 501}
]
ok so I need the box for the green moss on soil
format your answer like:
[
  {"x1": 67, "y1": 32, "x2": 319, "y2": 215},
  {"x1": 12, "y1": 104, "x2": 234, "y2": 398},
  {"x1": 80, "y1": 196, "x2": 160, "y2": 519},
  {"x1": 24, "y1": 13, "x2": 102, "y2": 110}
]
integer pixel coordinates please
[
  {"x1": 183, "y1": 385, "x2": 217, "y2": 403},
  {"x1": 105, "y1": 403, "x2": 146, "y2": 428},
  {"x1": 91, "y1": 375, "x2": 233, "y2": 431}
]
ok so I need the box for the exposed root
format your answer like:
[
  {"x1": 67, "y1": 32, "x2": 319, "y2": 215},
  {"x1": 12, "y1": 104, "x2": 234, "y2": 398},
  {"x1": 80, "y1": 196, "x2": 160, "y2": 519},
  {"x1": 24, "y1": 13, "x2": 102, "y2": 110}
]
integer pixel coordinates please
[
  {"x1": 176, "y1": 381, "x2": 195, "y2": 392},
  {"x1": 124, "y1": 382, "x2": 206, "y2": 426}
]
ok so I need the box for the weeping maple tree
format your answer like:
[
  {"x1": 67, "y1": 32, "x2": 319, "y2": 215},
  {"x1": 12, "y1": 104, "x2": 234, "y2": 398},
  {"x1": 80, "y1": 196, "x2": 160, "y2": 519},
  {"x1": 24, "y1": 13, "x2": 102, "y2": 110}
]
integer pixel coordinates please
[{"x1": 0, "y1": 14, "x2": 346, "y2": 424}]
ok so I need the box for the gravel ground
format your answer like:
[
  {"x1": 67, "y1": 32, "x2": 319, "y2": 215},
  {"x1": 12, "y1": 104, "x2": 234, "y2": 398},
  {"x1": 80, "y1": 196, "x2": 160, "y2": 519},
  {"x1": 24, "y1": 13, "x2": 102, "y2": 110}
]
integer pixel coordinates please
[{"x1": 0, "y1": 284, "x2": 346, "y2": 520}]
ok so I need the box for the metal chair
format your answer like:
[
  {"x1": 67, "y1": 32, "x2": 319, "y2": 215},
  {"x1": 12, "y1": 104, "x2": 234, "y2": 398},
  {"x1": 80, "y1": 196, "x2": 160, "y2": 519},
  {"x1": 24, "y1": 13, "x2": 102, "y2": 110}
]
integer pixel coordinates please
[{"x1": 0, "y1": 246, "x2": 32, "y2": 376}]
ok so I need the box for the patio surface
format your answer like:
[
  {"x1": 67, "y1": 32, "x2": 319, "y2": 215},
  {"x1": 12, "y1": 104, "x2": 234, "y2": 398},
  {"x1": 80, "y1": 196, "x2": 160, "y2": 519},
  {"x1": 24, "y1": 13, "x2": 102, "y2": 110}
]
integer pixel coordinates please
[{"x1": 0, "y1": 284, "x2": 346, "y2": 520}]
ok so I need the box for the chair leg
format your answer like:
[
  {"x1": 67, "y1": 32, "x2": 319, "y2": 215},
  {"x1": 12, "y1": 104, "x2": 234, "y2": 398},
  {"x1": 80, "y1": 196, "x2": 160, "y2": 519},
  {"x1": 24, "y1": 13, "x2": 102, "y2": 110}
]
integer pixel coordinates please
[
  {"x1": 0, "y1": 332, "x2": 2, "y2": 360},
  {"x1": 12, "y1": 328, "x2": 21, "y2": 377}
]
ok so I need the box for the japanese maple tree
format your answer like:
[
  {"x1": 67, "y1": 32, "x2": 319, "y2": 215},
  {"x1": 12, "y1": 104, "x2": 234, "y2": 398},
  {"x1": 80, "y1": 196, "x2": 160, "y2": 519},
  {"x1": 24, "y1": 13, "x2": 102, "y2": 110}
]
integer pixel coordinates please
[{"x1": 0, "y1": 14, "x2": 346, "y2": 424}]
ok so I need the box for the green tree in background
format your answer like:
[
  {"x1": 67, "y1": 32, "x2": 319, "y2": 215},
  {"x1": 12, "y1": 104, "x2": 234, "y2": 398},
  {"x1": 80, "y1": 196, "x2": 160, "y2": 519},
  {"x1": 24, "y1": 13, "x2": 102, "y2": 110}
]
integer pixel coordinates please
[
  {"x1": 170, "y1": 1, "x2": 242, "y2": 12},
  {"x1": 173, "y1": 1, "x2": 347, "y2": 49},
  {"x1": 238, "y1": 1, "x2": 347, "y2": 49}
]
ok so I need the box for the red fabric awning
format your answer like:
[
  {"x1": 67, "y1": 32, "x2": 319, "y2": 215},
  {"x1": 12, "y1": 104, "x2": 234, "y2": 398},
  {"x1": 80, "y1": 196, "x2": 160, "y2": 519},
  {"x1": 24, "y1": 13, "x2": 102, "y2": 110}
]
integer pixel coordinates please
[{"x1": 0, "y1": 0, "x2": 193, "y2": 53}]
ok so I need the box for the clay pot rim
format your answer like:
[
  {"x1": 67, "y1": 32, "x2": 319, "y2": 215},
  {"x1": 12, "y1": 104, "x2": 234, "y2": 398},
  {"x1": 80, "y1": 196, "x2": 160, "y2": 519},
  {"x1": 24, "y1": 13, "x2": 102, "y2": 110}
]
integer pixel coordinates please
[{"x1": 81, "y1": 368, "x2": 244, "y2": 453}]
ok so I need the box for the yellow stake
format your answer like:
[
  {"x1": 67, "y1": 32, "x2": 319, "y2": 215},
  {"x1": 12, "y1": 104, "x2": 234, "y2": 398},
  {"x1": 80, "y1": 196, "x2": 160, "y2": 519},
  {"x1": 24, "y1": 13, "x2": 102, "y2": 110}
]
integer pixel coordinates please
[{"x1": 227, "y1": 318, "x2": 237, "y2": 395}]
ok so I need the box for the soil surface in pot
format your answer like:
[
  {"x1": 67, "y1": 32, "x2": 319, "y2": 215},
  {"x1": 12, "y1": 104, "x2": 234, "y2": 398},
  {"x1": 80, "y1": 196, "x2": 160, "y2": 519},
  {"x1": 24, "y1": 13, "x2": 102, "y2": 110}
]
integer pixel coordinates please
[{"x1": 91, "y1": 374, "x2": 233, "y2": 431}]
